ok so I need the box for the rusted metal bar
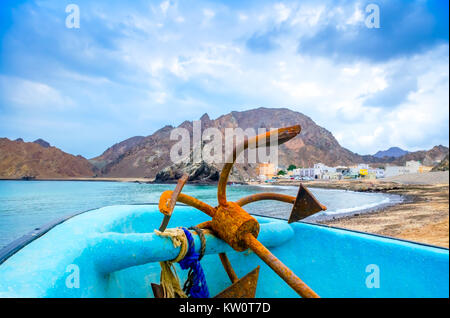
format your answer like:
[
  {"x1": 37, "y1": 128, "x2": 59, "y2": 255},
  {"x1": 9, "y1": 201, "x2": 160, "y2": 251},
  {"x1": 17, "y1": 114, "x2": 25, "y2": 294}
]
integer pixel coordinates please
[
  {"x1": 196, "y1": 220, "x2": 212, "y2": 230},
  {"x1": 243, "y1": 233, "x2": 319, "y2": 298},
  {"x1": 159, "y1": 174, "x2": 189, "y2": 216},
  {"x1": 175, "y1": 193, "x2": 216, "y2": 217},
  {"x1": 236, "y1": 193, "x2": 296, "y2": 207},
  {"x1": 159, "y1": 191, "x2": 216, "y2": 218},
  {"x1": 219, "y1": 253, "x2": 239, "y2": 283},
  {"x1": 217, "y1": 125, "x2": 301, "y2": 206},
  {"x1": 151, "y1": 283, "x2": 164, "y2": 298},
  {"x1": 158, "y1": 174, "x2": 189, "y2": 231}
]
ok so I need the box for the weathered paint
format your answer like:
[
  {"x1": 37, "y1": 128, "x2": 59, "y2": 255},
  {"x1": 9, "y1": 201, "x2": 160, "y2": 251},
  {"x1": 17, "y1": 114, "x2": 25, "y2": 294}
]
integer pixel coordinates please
[{"x1": 0, "y1": 205, "x2": 447, "y2": 298}]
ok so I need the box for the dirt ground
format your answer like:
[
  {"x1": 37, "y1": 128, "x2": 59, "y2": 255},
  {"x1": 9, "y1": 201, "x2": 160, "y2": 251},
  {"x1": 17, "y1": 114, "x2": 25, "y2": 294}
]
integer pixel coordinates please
[{"x1": 274, "y1": 176, "x2": 449, "y2": 248}]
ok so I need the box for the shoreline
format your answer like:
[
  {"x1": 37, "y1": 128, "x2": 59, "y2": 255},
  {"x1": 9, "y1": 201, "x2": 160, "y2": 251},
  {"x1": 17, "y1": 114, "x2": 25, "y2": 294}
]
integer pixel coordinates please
[
  {"x1": 0, "y1": 177, "x2": 156, "y2": 183},
  {"x1": 271, "y1": 179, "x2": 449, "y2": 248},
  {"x1": 1, "y1": 175, "x2": 448, "y2": 248}
]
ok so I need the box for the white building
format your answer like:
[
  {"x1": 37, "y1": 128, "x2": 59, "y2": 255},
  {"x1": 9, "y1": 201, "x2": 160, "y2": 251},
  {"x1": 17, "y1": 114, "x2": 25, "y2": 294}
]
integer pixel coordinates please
[
  {"x1": 293, "y1": 163, "x2": 387, "y2": 180},
  {"x1": 405, "y1": 160, "x2": 420, "y2": 173},
  {"x1": 293, "y1": 163, "x2": 337, "y2": 179},
  {"x1": 385, "y1": 161, "x2": 421, "y2": 178},
  {"x1": 293, "y1": 167, "x2": 319, "y2": 179},
  {"x1": 369, "y1": 168, "x2": 385, "y2": 179}
]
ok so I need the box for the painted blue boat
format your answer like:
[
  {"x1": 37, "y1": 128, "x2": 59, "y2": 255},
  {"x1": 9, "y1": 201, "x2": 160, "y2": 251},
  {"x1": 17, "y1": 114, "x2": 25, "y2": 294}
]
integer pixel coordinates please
[{"x1": 0, "y1": 204, "x2": 448, "y2": 298}]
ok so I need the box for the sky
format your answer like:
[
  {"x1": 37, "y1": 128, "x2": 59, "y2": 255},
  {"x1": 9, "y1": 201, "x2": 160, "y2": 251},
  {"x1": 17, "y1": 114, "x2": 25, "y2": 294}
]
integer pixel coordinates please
[{"x1": 0, "y1": 0, "x2": 448, "y2": 158}]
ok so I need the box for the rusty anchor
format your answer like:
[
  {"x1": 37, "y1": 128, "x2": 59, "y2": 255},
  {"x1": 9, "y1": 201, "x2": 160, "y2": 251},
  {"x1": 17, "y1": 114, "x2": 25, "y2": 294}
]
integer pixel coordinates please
[{"x1": 155, "y1": 125, "x2": 326, "y2": 298}]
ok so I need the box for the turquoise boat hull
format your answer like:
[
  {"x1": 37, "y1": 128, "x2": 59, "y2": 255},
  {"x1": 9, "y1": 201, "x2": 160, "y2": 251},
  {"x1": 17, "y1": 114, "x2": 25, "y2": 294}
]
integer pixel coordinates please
[{"x1": 0, "y1": 204, "x2": 448, "y2": 298}]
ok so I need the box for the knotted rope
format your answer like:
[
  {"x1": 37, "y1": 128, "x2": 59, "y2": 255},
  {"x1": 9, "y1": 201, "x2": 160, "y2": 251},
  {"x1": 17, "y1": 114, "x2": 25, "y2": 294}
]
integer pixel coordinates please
[
  {"x1": 154, "y1": 228, "x2": 188, "y2": 298},
  {"x1": 154, "y1": 227, "x2": 209, "y2": 298},
  {"x1": 180, "y1": 227, "x2": 209, "y2": 298}
]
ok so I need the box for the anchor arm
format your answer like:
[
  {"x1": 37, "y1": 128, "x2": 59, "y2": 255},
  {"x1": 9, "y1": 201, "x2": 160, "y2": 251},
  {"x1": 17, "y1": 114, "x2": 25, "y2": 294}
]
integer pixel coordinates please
[
  {"x1": 236, "y1": 193, "x2": 296, "y2": 207},
  {"x1": 158, "y1": 174, "x2": 189, "y2": 231},
  {"x1": 159, "y1": 191, "x2": 216, "y2": 218},
  {"x1": 235, "y1": 186, "x2": 327, "y2": 223}
]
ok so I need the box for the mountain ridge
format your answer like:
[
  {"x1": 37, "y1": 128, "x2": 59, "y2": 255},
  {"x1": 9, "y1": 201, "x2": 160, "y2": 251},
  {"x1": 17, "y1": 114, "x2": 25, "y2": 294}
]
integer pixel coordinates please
[
  {"x1": 1, "y1": 108, "x2": 448, "y2": 180},
  {"x1": 374, "y1": 147, "x2": 409, "y2": 159},
  {"x1": 0, "y1": 138, "x2": 94, "y2": 179},
  {"x1": 90, "y1": 107, "x2": 449, "y2": 181}
]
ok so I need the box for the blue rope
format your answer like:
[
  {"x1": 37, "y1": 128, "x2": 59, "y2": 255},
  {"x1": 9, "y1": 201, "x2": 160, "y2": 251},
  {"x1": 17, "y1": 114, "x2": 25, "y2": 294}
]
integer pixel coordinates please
[{"x1": 178, "y1": 227, "x2": 210, "y2": 298}]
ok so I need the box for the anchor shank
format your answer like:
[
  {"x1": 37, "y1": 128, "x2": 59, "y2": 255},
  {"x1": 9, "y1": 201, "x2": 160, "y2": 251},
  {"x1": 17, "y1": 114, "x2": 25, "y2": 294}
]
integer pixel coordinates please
[
  {"x1": 219, "y1": 253, "x2": 239, "y2": 283},
  {"x1": 243, "y1": 233, "x2": 319, "y2": 298}
]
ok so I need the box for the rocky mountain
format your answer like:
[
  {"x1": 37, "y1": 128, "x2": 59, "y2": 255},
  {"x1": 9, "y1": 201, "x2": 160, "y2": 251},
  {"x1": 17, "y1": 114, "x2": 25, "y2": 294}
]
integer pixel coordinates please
[
  {"x1": 0, "y1": 138, "x2": 94, "y2": 179},
  {"x1": 90, "y1": 125, "x2": 176, "y2": 178},
  {"x1": 89, "y1": 136, "x2": 145, "y2": 170},
  {"x1": 90, "y1": 107, "x2": 449, "y2": 181},
  {"x1": 92, "y1": 107, "x2": 364, "y2": 181},
  {"x1": 432, "y1": 154, "x2": 449, "y2": 171},
  {"x1": 33, "y1": 138, "x2": 51, "y2": 148},
  {"x1": 374, "y1": 147, "x2": 409, "y2": 159},
  {"x1": 2, "y1": 108, "x2": 447, "y2": 181},
  {"x1": 392, "y1": 145, "x2": 449, "y2": 166},
  {"x1": 155, "y1": 160, "x2": 220, "y2": 183}
]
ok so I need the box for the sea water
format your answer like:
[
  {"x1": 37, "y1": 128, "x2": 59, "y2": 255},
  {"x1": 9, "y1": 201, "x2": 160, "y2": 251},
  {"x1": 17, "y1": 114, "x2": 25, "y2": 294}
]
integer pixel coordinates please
[{"x1": 0, "y1": 180, "x2": 401, "y2": 249}]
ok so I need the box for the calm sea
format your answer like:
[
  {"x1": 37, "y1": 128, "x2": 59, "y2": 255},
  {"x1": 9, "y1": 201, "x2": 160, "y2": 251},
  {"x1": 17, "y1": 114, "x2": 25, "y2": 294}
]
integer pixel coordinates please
[{"x1": 0, "y1": 180, "x2": 401, "y2": 249}]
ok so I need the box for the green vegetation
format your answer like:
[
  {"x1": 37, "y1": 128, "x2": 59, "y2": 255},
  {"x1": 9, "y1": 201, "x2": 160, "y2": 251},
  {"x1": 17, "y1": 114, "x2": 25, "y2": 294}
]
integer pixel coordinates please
[
  {"x1": 277, "y1": 170, "x2": 287, "y2": 176},
  {"x1": 287, "y1": 164, "x2": 297, "y2": 171}
]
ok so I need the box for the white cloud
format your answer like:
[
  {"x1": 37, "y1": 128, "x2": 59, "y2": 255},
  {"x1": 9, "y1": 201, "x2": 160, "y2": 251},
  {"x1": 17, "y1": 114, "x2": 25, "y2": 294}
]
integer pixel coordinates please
[
  {"x1": 203, "y1": 8, "x2": 215, "y2": 21},
  {"x1": 0, "y1": 76, "x2": 74, "y2": 110},
  {"x1": 274, "y1": 3, "x2": 291, "y2": 23},
  {"x1": 160, "y1": 1, "x2": 170, "y2": 15},
  {"x1": 1, "y1": 0, "x2": 447, "y2": 157},
  {"x1": 239, "y1": 13, "x2": 248, "y2": 21}
]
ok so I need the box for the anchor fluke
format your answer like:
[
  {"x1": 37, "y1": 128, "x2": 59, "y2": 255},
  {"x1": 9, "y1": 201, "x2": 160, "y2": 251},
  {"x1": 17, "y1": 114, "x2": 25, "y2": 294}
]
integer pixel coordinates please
[
  {"x1": 288, "y1": 184, "x2": 327, "y2": 223},
  {"x1": 214, "y1": 266, "x2": 260, "y2": 298}
]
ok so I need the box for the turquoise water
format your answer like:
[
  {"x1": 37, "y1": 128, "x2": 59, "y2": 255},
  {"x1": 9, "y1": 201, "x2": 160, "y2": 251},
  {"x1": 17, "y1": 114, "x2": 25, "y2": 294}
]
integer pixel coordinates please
[{"x1": 0, "y1": 180, "x2": 400, "y2": 249}]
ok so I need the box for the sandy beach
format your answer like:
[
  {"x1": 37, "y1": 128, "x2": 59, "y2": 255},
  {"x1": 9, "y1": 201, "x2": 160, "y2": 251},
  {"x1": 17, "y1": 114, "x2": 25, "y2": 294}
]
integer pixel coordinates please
[{"x1": 274, "y1": 171, "x2": 449, "y2": 248}]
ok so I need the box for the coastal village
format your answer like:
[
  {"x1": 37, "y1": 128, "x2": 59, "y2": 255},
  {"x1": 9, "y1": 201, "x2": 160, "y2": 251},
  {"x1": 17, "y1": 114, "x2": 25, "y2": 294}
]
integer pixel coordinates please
[{"x1": 256, "y1": 160, "x2": 434, "y2": 182}]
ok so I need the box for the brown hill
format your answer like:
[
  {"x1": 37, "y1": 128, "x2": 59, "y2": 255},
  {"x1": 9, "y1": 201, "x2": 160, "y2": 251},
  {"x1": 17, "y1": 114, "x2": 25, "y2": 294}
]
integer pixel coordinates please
[
  {"x1": 0, "y1": 138, "x2": 94, "y2": 179},
  {"x1": 432, "y1": 154, "x2": 449, "y2": 171},
  {"x1": 91, "y1": 125, "x2": 179, "y2": 179},
  {"x1": 393, "y1": 145, "x2": 449, "y2": 166},
  {"x1": 89, "y1": 136, "x2": 145, "y2": 170},
  {"x1": 2, "y1": 108, "x2": 446, "y2": 181},
  {"x1": 92, "y1": 107, "x2": 364, "y2": 181}
]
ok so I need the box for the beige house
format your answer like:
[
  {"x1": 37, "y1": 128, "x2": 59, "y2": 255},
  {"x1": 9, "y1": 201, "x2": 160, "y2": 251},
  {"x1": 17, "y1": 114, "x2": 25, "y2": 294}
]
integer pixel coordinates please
[{"x1": 257, "y1": 163, "x2": 276, "y2": 180}]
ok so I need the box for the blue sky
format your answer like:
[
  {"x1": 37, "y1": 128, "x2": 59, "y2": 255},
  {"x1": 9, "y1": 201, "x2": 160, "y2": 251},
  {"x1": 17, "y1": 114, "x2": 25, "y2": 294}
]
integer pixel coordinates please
[{"x1": 0, "y1": 0, "x2": 448, "y2": 158}]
